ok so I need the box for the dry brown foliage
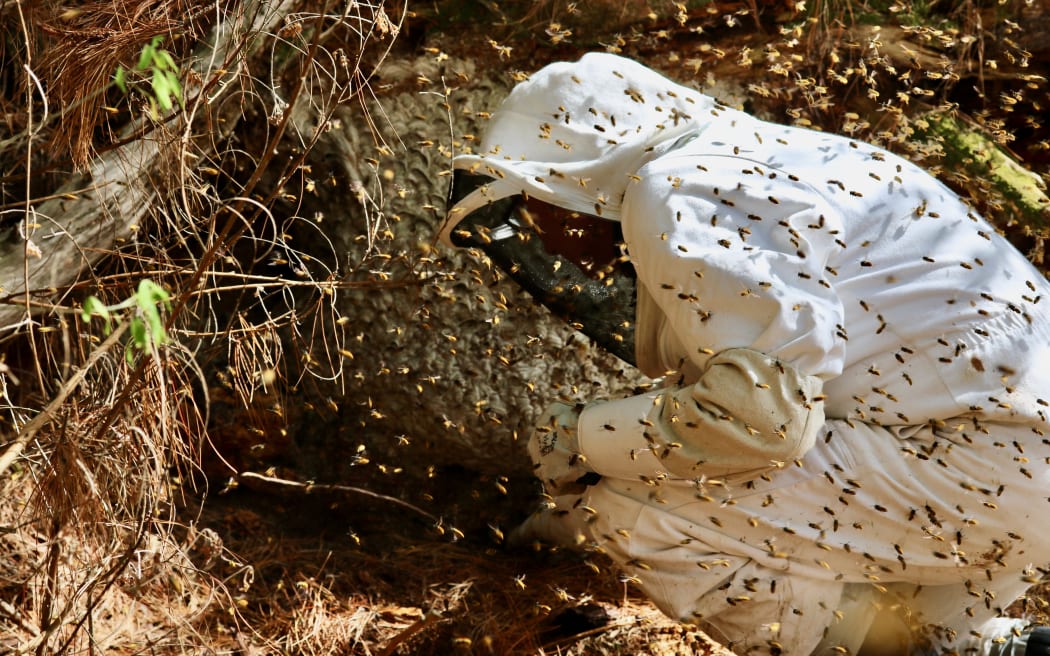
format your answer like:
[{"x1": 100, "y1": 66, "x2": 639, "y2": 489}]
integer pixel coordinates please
[
  {"x1": 0, "y1": 0, "x2": 1048, "y2": 654},
  {"x1": 31, "y1": 0, "x2": 213, "y2": 168},
  {"x1": 1, "y1": 0, "x2": 406, "y2": 652}
]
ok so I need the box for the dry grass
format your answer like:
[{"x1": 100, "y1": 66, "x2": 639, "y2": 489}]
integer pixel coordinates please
[
  {"x1": 30, "y1": 0, "x2": 213, "y2": 169},
  {"x1": 0, "y1": 1, "x2": 1048, "y2": 654},
  {"x1": 175, "y1": 478, "x2": 729, "y2": 656},
  {"x1": 0, "y1": 0, "x2": 404, "y2": 652},
  {"x1": 0, "y1": 337, "x2": 210, "y2": 653}
]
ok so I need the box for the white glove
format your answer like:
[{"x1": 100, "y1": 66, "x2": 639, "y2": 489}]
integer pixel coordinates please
[{"x1": 527, "y1": 402, "x2": 595, "y2": 496}]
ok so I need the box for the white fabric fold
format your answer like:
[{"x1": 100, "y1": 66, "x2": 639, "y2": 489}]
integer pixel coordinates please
[
  {"x1": 440, "y1": 53, "x2": 721, "y2": 244},
  {"x1": 579, "y1": 348, "x2": 824, "y2": 481},
  {"x1": 456, "y1": 53, "x2": 1050, "y2": 654}
]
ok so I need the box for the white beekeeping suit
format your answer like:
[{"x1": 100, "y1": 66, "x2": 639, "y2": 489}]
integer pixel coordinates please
[{"x1": 443, "y1": 53, "x2": 1050, "y2": 655}]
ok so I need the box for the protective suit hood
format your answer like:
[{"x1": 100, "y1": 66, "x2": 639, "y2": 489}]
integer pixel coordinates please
[{"x1": 440, "y1": 53, "x2": 722, "y2": 245}]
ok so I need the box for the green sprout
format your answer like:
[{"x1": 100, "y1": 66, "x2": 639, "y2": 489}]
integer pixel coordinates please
[
  {"x1": 114, "y1": 35, "x2": 183, "y2": 119},
  {"x1": 82, "y1": 279, "x2": 173, "y2": 362}
]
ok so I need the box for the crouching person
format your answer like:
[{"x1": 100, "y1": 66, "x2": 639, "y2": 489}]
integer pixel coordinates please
[{"x1": 441, "y1": 53, "x2": 1050, "y2": 655}]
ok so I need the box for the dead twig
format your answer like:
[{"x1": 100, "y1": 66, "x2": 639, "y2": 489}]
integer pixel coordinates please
[
  {"x1": 237, "y1": 471, "x2": 438, "y2": 523},
  {"x1": 0, "y1": 321, "x2": 128, "y2": 479},
  {"x1": 376, "y1": 612, "x2": 445, "y2": 656}
]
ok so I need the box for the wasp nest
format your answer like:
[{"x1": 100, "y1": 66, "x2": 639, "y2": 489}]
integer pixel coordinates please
[{"x1": 276, "y1": 56, "x2": 643, "y2": 476}]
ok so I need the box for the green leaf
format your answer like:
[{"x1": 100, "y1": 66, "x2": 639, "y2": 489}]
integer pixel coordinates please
[
  {"x1": 114, "y1": 66, "x2": 127, "y2": 94},
  {"x1": 155, "y1": 49, "x2": 177, "y2": 72},
  {"x1": 137, "y1": 279, "x2": 171, "y2": 309},
  {"x1": 165, "y1": 72, "x2": 183, "y2": 105},
  {"x1": 137, "y1": 41, "x2": 154, "y2": 70},
  {"x1": 141, "y1": 308, "x2": 165, "y2": 349},
  {"x1": 82, "y1": 280, "x2": 171, "y2": 357},
  {"x1": 129, "y1": 317, "x2": 148, "y2": 353},
  {"x1": 134, "y1": 279, "x2": 170, "y2": 351},
  {"x1": 152, "y1": 70, "x2": 173, "y2": 111},
  {"x1": 81, "y1": 296, "x2": 105, "y2": 320},
  {"x1": 82, "y1": 296, "x2": 113, "y2": 335}
]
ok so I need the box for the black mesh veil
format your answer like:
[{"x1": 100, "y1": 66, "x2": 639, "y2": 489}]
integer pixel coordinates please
[{"x1": 448, "y1": 171, "x2": 638, "y2": 366}]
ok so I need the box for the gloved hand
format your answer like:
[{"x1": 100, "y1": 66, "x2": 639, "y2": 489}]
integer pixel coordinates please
[{"x1": 527, "y1": 402, "x2": 596, "y2": 496}]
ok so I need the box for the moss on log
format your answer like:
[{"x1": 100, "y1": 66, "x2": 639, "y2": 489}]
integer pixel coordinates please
[{"x1": 924, "y1": 113, "x2": 1050, "y2": 230}]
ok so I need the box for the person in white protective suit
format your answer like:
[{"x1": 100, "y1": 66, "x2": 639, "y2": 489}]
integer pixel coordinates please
[{"x1": 440, "y1": 53, "x2": 1050, "y2": 655}]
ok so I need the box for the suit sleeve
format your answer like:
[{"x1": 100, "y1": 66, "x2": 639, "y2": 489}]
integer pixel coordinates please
[
  {"x1": 577, "y1": 155, "x2": 845, "y2": 481},
  {"x1": 579, "y1": 347, "x2": 825, "y2": 480}
]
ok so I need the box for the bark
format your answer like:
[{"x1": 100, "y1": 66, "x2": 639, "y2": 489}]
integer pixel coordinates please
[{"x1": 0, "y1": 138, "x2": 160, "y2": 332}]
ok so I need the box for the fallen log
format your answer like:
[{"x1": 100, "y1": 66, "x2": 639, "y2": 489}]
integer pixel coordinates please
[
  {"x1": 924, "y1": 112, "x2": 1050, "y2": 230},
  {"x1": 0, "y1": 0, "x2": 299, "y2": 333}
]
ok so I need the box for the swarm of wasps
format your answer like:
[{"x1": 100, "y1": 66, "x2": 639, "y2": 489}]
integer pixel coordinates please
[
  {"x1": 313, "y1": 48, "x2": 643, "y2": 488},
  {"x1": 279, "y1": 3, "x2": 1050, "y2": 652}
]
